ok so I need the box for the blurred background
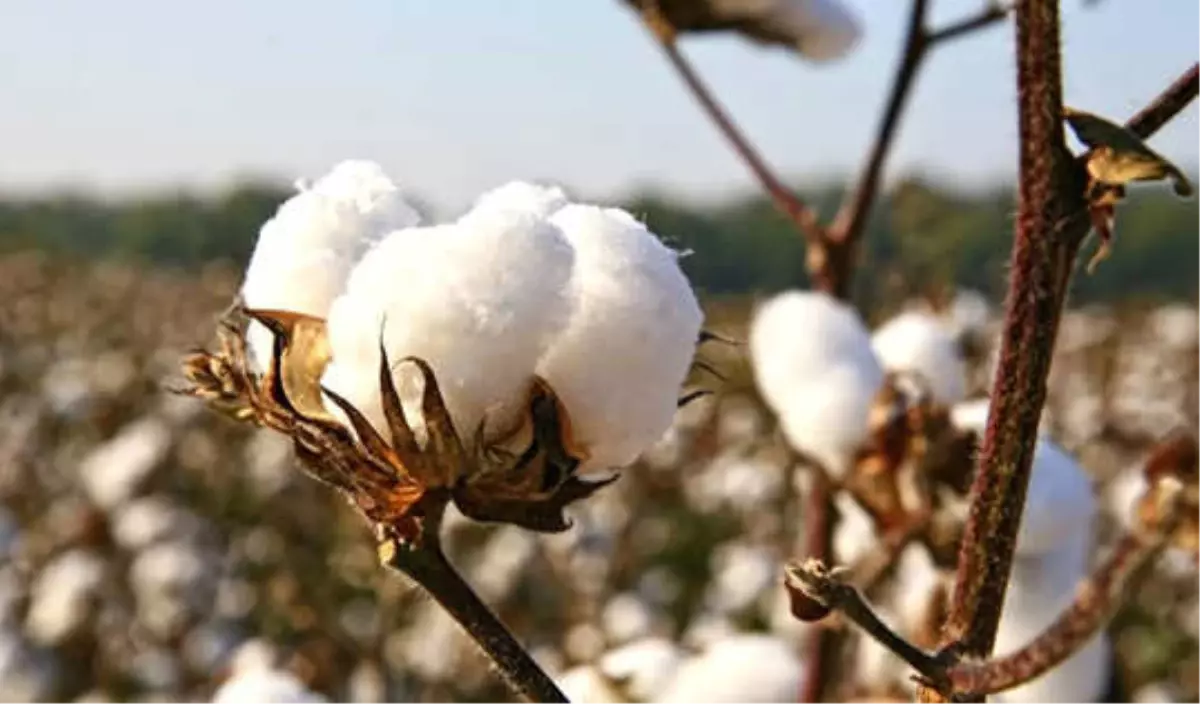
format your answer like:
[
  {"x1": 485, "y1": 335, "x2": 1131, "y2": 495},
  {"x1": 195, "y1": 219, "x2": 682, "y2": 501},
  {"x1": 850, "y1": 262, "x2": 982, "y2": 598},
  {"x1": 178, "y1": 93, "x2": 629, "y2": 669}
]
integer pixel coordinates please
[{"x1": 0, "y1": 0, "x2": 1196, "y2": 702}]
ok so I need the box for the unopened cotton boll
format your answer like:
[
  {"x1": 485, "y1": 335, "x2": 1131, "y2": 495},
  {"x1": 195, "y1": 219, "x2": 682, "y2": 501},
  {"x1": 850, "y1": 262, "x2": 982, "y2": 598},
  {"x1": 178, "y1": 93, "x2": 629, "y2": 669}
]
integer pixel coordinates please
[
  {"x1": 872, "y1": 310, "x2": 967, "y2": 405},
  {"x1": 241, "y1": 160, "x2": 420, "y2": 370},
  {"x1": 322, "y1": 209, "x2": 575, "y2": 444},
  {"x1": 660, "y1": 633, "x2": 804, "y2": 702},
  {"x1": 536, "y1": 204, "x2": 703, "y2": 472}
]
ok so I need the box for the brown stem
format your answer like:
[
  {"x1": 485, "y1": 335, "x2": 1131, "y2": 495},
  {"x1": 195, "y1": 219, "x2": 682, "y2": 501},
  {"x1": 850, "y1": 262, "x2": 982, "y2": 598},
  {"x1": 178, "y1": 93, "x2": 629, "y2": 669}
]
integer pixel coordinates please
[
  {"x1": 943, "y1": 530, "x2": 1168, "y2": 697},
  {"x1": 636, "y1": 5, "x2": 824, "y2": 244},
  {"x1": 798, "y1": 471, "x2": 839, "y2": 702},
  {"x1": 1124, "y1": 63, "x2": 1199, "y2": 137},
  {"x1": 380, "y1": 507, "x2": 567, "y2": 703}
]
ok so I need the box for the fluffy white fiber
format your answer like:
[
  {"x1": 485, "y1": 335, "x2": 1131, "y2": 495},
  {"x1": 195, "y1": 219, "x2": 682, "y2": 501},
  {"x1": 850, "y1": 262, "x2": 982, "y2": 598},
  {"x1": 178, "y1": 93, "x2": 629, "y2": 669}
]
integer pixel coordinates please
[
  {"x1": 950, "y1": 400, "x2": 1096, "y2": 556},
  {"x1": 994, "y1": 532, "x2": 1110, "y2": 703},
  {"x1": 536, "y1": 204, "x2": 704, "y2": 472},
  {"x1": 241, "y1": 160, "x2": 420, "y2": 370},
  {"x1": 212, "y1": 640, "x2": 325, "y2": 703},
  {"x1": 872, "y1": 310, "x2": 968, "y2": 405},
  {"x1": 750, "y1": 291, "x2": 883, "y2": 477},
  {"x1": 597, "y1": 637, "x2": 684, "y2": 702},
  {"x1": 659, "y1": 633, "x2": 804, "y2": 702},
  {"x1": 322, "y1": 209, "x2": 575, "y2": 448},
  {"x1": 246, "y1": 165, "x2": 701, "y2": 473}
]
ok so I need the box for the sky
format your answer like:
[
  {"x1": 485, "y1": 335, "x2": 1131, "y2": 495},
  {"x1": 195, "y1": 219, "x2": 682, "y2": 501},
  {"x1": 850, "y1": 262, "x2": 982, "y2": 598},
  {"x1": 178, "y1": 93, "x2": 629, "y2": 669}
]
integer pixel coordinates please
[{"x1": 1, "y1": 1, "x2": 1197, "y2": 212}]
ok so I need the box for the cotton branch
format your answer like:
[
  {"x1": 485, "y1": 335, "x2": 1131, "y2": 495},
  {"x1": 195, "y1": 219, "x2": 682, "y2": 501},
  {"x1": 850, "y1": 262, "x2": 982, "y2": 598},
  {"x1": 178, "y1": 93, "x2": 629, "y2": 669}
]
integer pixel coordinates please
[
  {"x1": 633, "y1": 0, "x2": 1008, "y2": 298},
  {"x1": 786, "y1": 432, "x2": 1197, "y2": 701}
]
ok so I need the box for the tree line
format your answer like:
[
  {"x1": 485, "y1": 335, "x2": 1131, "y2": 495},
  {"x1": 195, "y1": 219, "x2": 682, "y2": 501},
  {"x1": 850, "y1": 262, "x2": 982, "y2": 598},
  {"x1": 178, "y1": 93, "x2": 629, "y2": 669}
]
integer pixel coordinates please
[{"x1": 1, "y1": 176, "x2": 1194, "y2": 304}]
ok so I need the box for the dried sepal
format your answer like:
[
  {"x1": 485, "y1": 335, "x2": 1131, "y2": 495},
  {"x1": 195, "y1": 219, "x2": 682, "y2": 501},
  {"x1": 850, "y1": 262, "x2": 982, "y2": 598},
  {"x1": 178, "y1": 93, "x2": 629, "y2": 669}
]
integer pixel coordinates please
[
  {"x1": 243, "y1": 309, "x2": 336, "y2": 423},
  {"x1": 1065, "y1": 106, "x2": 1194, "y2": 196},
  {"x1": 1136, "y1": 431, "x2": 1199, "y2": 556}
]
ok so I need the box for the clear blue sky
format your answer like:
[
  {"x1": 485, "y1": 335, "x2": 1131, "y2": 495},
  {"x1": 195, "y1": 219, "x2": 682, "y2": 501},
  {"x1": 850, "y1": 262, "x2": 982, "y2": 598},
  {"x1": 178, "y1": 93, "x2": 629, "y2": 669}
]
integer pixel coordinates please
[{"x1": 1, "y1": 1, "x2": 1196, "y2": 212}]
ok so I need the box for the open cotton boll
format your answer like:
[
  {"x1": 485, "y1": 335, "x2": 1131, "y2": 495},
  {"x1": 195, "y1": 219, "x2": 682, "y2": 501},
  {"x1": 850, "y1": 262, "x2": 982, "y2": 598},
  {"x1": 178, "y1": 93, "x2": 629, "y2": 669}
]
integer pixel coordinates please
[
  {"x1": 241, "y1": 160, "x2": 420, "y2": 370},
  {"x1": 660, "y1": 633, "x2": 804, "y2": 702},
  {"x1": 25, "y1": 549, "x2": 106, "y2": 646},
  {"x1": 994, "y1": 533, "x2": 1109, "y2": 703},
  {"x1": 750, "y1": 291, "x2": 880, "y2": 414},
  {"x1": 951, "y1": 399, "x2": 1096, "y2": 556},
  {"x1": 468, "y1": 181, "x2": 568, "y2": 220},
  {"x1": 598, "y1": 637, "x2": 684, "y2": 702},
  {"x1": 213, "y1": 641, "x2": 325, "y2": 703},
  {"x1": 872, "y1": 310, "x2": 967, "y2": 405},
  {"x1": 557, "y1": 665, "x2": 623, "y2": 703},
  {"x1": 536, "y1": 204, "x2": 703, "y2": 473},
  {"x1": 323, "y1": 210, "x2": 574, "y2": 444},
  {"x1": 776, "y1": 361, "x2": 883, "y2": 478}
]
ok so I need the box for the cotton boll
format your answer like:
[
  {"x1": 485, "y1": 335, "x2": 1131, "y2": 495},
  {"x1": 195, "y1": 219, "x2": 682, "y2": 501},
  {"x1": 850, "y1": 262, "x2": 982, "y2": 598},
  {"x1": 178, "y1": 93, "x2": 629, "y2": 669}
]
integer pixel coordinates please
[
  {"x1": 25, "y1": 550, "x2": 106, "y2": 646},
  {"x1": 323, "y1": 209, "x2": 575, "y2": 446},
  {"x1": 241, "y1": 160, "x2": 420, "y2": 370},
  {"x1": 557, "y1": 666, "x2": 622, "y2": 703},
  {"x1": 1016, "y1": 440, "x2": 1096, "y2": 556},
  {"x1": 598, "y1": 637, "x2": 684, "y2": 701},
  {"x1": 78, "y1": 417, "x2": 172, "y2": 511},
  {"x1": 536, "y1": 204, "x2": 703, "y2": 472},
  {"x1": 129, "y1": 541, "x2": 216, "y2": 638},
  {"x1": 469, "y1": 181, "x2": 568, "y2": 220},
  {"x1": 833, "y1": 490, "x2": 877, "y2": 564},
  {"x1": 111, "y1": 496, "x2": 205, "y2": 552},
  {"x1": 707, "y1": 543, "x2": 777, "y2": 615},
  {"x1": 601, "y1": 592, "x2": 654, "y2": 645},
  {"x1": 750, "y1": 291, "x2": 880, "y2": 413},
  {"x1": 776, "y1": 362, "x2": 882, "y2": 478},
  {"x1": 994, "y1": 533, "x2": 1109, "y2": 703},
  {"x1": 872, "y1": 311, "x2": 967, "y2": 405},
  {"x1": 660, "y1": 634, "x2": 804, "y2": 702},
  {"x1": 213, "y1": 640, "x2": 325, "y2": 704}
]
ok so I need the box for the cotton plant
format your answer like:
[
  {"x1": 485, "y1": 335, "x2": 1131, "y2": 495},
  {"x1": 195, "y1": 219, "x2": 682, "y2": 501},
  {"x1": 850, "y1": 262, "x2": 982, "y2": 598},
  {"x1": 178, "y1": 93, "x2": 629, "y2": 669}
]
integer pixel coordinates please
[
  {"x1": 180, "y1": 161, "x2": 704, "y2": 700},
  {"x1": 871, "y1": 309, "x2": 968, "y2": 406}
]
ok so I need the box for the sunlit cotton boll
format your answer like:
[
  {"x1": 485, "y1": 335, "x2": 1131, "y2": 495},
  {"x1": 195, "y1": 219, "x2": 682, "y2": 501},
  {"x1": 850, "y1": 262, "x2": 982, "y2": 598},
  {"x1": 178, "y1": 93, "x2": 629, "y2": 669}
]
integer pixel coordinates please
[
  {"x1": 872, "y1": 310, "x2": 968, "y2": 405},
  {"x1": 25, "y1": 549, "x2": 106, "y2": 646},
  {"x1": 660, "y1": 633, "x2": 805, "y2": 702},
  {"x1": 322, "y1": 210, "x2": 575, "y2": 445},
  {"x1": 750, "y1": 291, "x2": 883, "y2": 477},
  {"x1": 241, "y1": 160, "x2": 420, "y2": 370},
  {"x1": 536, "y1": 204, "x2": 703, "y2": 472},
  {"x1": 469, "y1": 181, "x2": 569, "y2": 220},
  {"x1": 598, "y1": 637, "x2": 685, "y2": 702}
]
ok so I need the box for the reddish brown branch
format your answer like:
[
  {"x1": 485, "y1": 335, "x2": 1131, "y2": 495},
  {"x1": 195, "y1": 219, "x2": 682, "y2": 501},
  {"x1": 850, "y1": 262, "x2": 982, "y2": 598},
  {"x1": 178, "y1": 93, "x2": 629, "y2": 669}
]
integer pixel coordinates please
[
  {"x1": 936, "y1": 3, "x2": 1078, "y2": 682},
  {"x1": 636, "y1": 5, "x2": 824, "y2": 243},
  {"x1": 1125, "y1": 63, "x2": 1199, "y2": 138},
  {"x1": 798, "y1": 471, "x2": 839, "y2": 702}
]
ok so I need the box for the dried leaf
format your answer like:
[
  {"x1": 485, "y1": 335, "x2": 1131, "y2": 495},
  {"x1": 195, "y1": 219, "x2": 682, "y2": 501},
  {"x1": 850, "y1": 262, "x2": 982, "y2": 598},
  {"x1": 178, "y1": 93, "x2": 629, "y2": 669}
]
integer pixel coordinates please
[
  {"x1": 243, "y1": 309, "x2": 336, "y2": 423},
  {"x1": 1064, "y1": 107, "x2": 1194, "y2": 196}
]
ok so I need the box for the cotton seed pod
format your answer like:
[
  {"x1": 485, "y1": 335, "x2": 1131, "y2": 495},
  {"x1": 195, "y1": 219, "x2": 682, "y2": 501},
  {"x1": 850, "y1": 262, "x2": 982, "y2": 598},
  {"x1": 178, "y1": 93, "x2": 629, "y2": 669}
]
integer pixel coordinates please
[
  {"x1": 536, "y1": 204, "x2": 704, "y2": 473},
  {"x1": 241, "y1": 160, "x2": 420, "y2": 370},
  {"x1": 750, "y1": 291, "x2": 881, "y2": 408},
  {"x1": 872, "y1": 310, "x2": 968, "y2": 406},
  {"x1": 322, "y1": 208, "x2": 575, "y2": 447}
]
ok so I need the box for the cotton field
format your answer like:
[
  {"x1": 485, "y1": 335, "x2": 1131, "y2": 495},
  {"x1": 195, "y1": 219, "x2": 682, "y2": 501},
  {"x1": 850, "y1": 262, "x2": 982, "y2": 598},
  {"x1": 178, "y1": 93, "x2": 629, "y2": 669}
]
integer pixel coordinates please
[{"x1": 0, "y1": 244, "x2": 1195, "y2": 702}]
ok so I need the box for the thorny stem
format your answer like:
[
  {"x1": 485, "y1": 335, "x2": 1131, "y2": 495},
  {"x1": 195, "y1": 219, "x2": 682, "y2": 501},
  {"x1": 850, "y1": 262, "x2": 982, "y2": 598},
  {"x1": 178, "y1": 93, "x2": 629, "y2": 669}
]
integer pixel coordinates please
[
  {"x1": 379, "y1": 502, "x2": 567, "y2": 703},
  {"x1": 933, "y1": 3, "x2": 1079, "y2": 690}
]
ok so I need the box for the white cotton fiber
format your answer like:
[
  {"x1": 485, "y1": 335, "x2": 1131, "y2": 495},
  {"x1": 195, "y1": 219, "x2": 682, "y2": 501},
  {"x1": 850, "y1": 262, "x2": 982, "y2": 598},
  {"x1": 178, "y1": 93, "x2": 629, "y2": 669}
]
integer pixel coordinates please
[
  {"x1": 322, "y1": 209, "x2": 575, "y2": 446},
  {"x1": 469, "y1": 181, "x2": 568, "y2": 221},
  {"x1": 994, "y1": 532, "x2": 1109, "y2": 703},
  {"x1": 872, "y1": 310, "x2": 967, "y2": 405},
  {"x1": 213, "y1": 640, "x2": 325, "y2": 703},
  {"x1": 950, "y1": 399, "x2": 1096, "y2": 556},
  {"x1": 778, "y1": 363, "x2": 883, "y2": 478},
  {"x1": 241, "y1": 160, "x2": 420, "y2": 370},
  {"x1": 659, "y1": 633, "x2": 804, "y2": 702},
  {"x1": 535, "y1": 204, "x2": 703, "y2": 473},
  {"x1": 598, "y1": 637, "x2": 684, "y2": 702},
  {"x1": 750, "y1": 292, "x2": 879, "y2": 410}
]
